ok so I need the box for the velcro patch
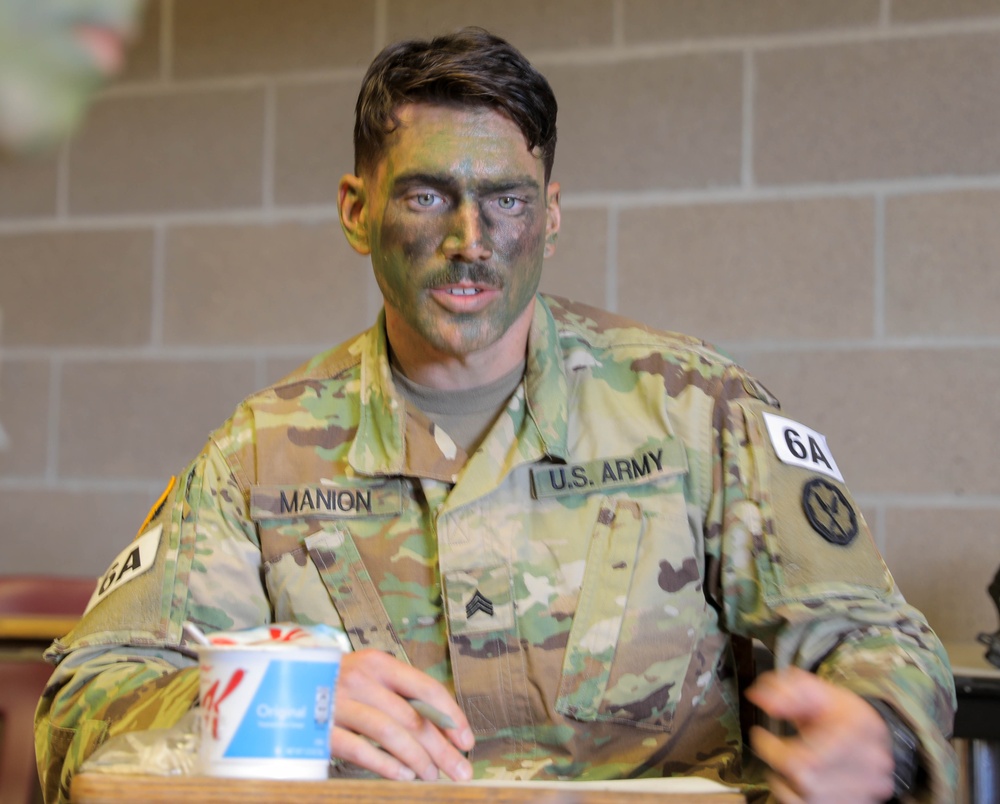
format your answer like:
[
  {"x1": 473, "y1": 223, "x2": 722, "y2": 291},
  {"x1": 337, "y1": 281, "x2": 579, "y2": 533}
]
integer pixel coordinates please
[
  {"x1": 762, "y1": 412, "x2": 843, "y2": 482},
  {"x1": 738, "y1": 400, "x2": 891, "y2": 593},
  {"x1": 251, "y1": 480, "x2": 403, "y2": 520},
  {"x1": 443, "y1": 565, "x2": 514, "y2": 636},
  {"x1": 802, "y1": 478, "x2": 858, "y2": 546},
  {"x1": 85, "y1": 524, "x2": 162, "y2": 615},
  {"x1": 531, "y1": 440, "x2": 687, "y2": 499}
]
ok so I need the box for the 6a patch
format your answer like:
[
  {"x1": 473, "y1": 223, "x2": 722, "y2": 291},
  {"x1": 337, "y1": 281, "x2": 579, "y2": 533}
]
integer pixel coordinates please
[
  {"x1": 762, "y1": 412, "x2": 843, "y2": 482},
  {"x1": 802, "y1": 478, "x2": 858, "y2": 546},
  {"x1": 84, "y1": 524, "x2": 163, "y2": 614}
]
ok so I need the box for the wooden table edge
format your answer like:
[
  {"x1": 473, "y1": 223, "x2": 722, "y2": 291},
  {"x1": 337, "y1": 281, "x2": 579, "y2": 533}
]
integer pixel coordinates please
[{"x1": 71, "y1": 773, "x2": 745, "y2": 803}]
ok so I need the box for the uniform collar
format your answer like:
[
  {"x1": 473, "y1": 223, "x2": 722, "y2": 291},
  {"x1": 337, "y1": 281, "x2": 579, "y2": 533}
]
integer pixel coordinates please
[
  {"x1": 348, "y1": 296, "x2": 570, "y2": 477},
  {"x1": 523, "y1": 295, "x2": 570, "y2": 462}
]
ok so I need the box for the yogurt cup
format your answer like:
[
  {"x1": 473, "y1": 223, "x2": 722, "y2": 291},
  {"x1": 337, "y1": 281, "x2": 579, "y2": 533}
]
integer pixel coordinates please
[{"x1": 196, "y1": 624, "x2": 348, "y2": 779}]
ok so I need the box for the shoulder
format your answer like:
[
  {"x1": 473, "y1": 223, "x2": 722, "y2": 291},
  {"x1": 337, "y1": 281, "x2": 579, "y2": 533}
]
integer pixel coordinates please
[
  {"x1": 204, "y1": 328, "x2": 372, "y2": 463},
  {"x1": 540, "y1": 294, "x2": 777, "y2": 405},
  {"x1": 238, "y1": 329, "x2": 369, "y2": 415}
]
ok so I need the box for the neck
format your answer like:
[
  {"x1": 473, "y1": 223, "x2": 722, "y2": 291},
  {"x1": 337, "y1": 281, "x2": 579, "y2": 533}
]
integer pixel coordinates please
[{"x1": 386, "y1": 301, "x2": 534, "y2": 391}]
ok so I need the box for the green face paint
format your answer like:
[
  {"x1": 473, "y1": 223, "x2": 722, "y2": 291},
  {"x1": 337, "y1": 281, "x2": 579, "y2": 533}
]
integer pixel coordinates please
[
  {"x1": 0, "y1": 0, "x2": 145, "y2": 154},
  {"x1": 361, "y1": 104, "x2": 558, "y2": 376}
]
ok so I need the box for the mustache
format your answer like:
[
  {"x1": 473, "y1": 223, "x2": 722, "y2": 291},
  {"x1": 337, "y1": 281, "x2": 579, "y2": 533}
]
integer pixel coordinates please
[{"x1": 424, "y1": 263, "x2": 504, "y2": 290}]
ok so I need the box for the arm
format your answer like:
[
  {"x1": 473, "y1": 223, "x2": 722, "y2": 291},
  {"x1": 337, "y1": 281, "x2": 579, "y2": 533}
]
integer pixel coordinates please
[
  {"x1": 35, "y1": 421, "x2": 472, "y2": 800},
  {"x1": 35, "y1": 438, "x2": 270, "y2": 804},
  {"x1": 705, "y1": 372, "x2": 956, "y2": 802}
]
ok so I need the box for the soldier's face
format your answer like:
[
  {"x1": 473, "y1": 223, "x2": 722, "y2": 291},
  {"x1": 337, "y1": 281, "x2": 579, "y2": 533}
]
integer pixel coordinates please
[{"x1": 342, "y1": 103, "x2": 560, "y2": 366}]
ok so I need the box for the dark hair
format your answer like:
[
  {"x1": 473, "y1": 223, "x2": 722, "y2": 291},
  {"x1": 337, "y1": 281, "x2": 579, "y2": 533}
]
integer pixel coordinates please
[{"x1": 354, "y1": 27, "x2": 558, "y2": 182}]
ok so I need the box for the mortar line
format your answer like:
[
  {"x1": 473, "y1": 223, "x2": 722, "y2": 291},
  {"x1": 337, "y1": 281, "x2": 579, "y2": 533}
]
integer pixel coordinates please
[
  {"x1": 161, "y1": 0, "x2": 173, "y2": 81},
  {"x1": 150, "y1": 224, "x2": 167, "y2": 346},
  {"x1": 262, "y1": 82, "x2": 277, "y2": 210},
  {"x1": 46, "y1": 357, "x2": 62, "y2": 483},
  {"x1": 874, "y1": 194, "x2": 887, "y2": 340},
  {"x1": 611, "y1": 0, "x2": 625, "y2": 48},
  {"x1": 606, "y1": 204, "x2": 619, "y2": 311},
  {"x1": 741, "y1": 49, "x2": 755, "y2": 189}
]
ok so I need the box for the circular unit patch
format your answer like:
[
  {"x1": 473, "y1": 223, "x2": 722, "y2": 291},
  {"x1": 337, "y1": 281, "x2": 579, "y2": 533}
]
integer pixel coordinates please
[{"x1": 801, "y1": 477, "x2": 858, "y2": 546}]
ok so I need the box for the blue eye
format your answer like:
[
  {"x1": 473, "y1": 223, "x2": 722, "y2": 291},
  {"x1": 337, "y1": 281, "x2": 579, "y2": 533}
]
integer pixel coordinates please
[
  {"x1": 415, "y1": 193, "x2": 437, "y2": 207},
  {"x1": 498, "y1": 196, "x2": 517, "y2": 210}
]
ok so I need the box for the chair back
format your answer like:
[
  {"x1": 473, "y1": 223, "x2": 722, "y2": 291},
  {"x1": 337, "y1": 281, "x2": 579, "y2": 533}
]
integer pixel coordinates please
[
  {"x1": 0, "y1": 576, "x2": 95, "y2": 804},
  {"x1": 0, "y1": 576, "x2": 94, "y2": 618}
]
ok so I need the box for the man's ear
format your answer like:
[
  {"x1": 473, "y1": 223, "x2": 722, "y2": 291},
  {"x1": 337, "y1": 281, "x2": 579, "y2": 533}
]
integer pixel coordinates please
[
  {"x1": 543, "y1": 181, "x2": 561, "y2": 259},
  {"x1": 338, "y1": 173, "x2": 370, "y2": 255}
]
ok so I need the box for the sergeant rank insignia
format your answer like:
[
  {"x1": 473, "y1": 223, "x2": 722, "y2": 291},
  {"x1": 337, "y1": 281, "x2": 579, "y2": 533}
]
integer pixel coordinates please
[
  {"x1": 466, "y1": 590, "x2": 495, "y2": 619},
  {"x1": 802, "y1": 478, "x2": 858, "y2": 546}
]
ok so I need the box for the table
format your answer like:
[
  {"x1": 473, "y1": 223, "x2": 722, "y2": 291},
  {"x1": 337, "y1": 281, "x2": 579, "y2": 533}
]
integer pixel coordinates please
[
  {"x1": 947, "y1": 641, "x2": 1000, "y2": 804},
  {"x1": 70, "y1": 775, "x2": 745, "y2": 804}
]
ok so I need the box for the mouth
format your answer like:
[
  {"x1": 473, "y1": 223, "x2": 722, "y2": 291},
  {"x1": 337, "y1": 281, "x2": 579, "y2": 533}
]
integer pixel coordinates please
[{"x1": 430, "y1": 282, "x2": 500, "y2": 312}]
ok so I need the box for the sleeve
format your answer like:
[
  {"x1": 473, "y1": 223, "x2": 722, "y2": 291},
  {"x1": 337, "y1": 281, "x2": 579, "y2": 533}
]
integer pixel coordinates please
[
  {"x1": 34, "y1": 424, "x2": 271, "y2": 804},
  {"x1": 704, "y1": 367, "x2": 957, "y2": 803}
]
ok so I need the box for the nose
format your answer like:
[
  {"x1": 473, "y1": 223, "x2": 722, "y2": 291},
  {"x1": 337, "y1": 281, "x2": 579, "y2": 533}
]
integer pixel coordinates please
[{"x1": 442, "y1": 201, "x2": 493, "y2": 263}]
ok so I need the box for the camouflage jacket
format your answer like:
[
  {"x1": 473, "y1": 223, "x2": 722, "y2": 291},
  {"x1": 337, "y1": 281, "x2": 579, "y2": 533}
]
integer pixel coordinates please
[{"x1": 35, "y1": 295, "x2": 956, "y2": 803}]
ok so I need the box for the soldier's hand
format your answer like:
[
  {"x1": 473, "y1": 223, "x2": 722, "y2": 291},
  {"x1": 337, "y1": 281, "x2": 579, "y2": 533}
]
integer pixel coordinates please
[
  {"x1": 746, "y1": 666, "x2": 896, "y2": 804},
  {"x1": 331, "y1": 649, "x2": 475, "y2": 781}
]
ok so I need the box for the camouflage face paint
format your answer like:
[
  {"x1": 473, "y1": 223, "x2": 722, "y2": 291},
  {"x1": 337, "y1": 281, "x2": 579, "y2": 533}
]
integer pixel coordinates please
[
  {"x1": 360, "y1": 104, "x2": 559, "y2": 380},
  {"x1": 0, "y1": 0, "x2": 144, "y2": 153}
]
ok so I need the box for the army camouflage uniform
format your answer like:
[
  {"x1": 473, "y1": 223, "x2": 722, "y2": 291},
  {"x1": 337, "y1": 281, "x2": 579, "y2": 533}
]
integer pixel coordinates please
[{"x1": 35, "y1": 295, "x2": 956, "y2": 803}]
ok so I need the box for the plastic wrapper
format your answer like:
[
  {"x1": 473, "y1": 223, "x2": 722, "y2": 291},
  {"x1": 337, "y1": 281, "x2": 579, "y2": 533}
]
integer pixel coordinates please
[{"x1": 80, "y1": 709, "x2": 201, "y2": 776}]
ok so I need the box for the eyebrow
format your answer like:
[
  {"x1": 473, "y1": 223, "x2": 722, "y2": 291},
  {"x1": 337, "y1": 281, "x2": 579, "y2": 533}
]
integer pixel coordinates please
[{"x1": 392, "y1": 171, "x2": 542, "y2": 197}]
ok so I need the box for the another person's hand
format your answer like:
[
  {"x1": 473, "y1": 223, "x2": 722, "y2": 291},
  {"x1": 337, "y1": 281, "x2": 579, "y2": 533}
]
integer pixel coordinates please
[
  {"x1": 332, "y1": 649, "x2": 475, "y2": 782},
  {"x1": 746, "y1": 666, "x2": 896, "y2": 804},
  {"x1": 0, "y1": 0, "x2": 145, "y2": 154}
]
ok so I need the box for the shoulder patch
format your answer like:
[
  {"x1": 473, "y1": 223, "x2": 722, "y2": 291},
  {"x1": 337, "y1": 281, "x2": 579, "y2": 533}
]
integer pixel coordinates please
[
  {"x1": 135, "y1": 475, "x2": 176, "y2": 538},
  {"x1": 762, "y1": 412, "x2": 843, "y2": 482},
  {"x1": 738, "y1": 400, "x2": 891, "y2": 594},
  {"x1": 85, "y1": 524, "x2": 163, "y2": 615},
  {"x1": 802, "y1": 478, "x2": 858, "y2": 546}
]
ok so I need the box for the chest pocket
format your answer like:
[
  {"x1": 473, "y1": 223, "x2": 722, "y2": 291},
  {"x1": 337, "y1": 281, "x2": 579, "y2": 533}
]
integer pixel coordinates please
[
  {"x1": 253, "y1": 481, "x2": 408, "y2": 660},
  {"x1": 305, "y1": 526, "x2": 407, "y2": 660},
  {"x1": 555, "y1": 465, "x2": 700, "y2": 732}
]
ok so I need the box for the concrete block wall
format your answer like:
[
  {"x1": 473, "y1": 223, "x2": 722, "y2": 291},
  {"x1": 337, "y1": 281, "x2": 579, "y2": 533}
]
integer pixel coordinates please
[{"x1": 1, "y1": 0, "x2": 999, "y2": 644}]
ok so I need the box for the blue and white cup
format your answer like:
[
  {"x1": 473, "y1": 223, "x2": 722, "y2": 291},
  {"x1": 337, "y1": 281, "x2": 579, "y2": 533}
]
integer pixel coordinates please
[{"x1": 197, "y1": 624, "x2": 347, "y2": 779}]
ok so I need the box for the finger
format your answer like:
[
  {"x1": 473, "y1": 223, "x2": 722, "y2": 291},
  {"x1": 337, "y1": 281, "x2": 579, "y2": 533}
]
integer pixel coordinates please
[
  {"x1": 749, "y1": 725, "x2": 817, "y2": 796},
  {"x1": 330, "y1": 725, "x2": 417, "y2": 782},
  {"x1": 341, "y1": 651, "x2": 474, "y2": 750},
  {"x1": 333, "y1": 697, "x2": 439, "y2": 780},
  {"x1": 746, "y1": 666, "x2": 835, "y2": 724},
  {"x1": 765, "y1": 772, "x2": 807, "y2": 804},
  {"x1": 335, "y1": 690, "x2": 473, "y2": 781},
  {"x1": 410, "y1": 714, "x2": 475, "y2": 781},
  {"x1": 339, "y1": 664, "x2": 473, "y2": 754}
]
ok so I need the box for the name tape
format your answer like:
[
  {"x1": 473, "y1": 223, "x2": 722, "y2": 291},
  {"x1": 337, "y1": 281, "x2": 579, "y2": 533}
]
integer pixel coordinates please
[
  {"x1": 531, "y1": 440, "x2": 687, "y2": 499},
  {"x1": 251, "y1": 481, "x2": 403, "y2": 520}
]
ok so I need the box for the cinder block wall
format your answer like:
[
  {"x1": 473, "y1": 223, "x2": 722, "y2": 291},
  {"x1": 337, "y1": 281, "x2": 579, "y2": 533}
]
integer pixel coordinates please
[{"x1": 2, "y1": 0, "x2": 999, "y2": 644}]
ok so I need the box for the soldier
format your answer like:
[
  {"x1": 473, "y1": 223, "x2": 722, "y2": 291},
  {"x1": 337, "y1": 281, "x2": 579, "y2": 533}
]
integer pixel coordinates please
[{"x1": 35, "y1": 27, "x2": 955, "y2": 804}]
